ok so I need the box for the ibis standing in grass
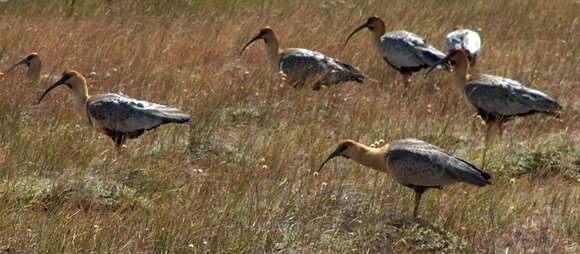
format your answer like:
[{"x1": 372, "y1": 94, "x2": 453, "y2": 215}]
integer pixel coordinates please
[
  {"x1": 2, "y1": 53, "x2": 43, "y2": 83},
  {"x1": 318, "y1": 138, "x2": 491, "y2": 218},
  {"x1": 240, "y1": 27, "x2": 366, "y2": 89},
  {"x1": 345, "y1": 16, "x2": 448, "y2": 86},
  {"x1": 0, "y1": 52, "x2": 88, "y2": 84},
  {"x1": 444, "y1": 28, "x2": 481, "y2": 66},
  {"x1": 427, "y1": 49, "x2": 562, "y2": 141},
  {"x1": 38, "y1": 70, "x2": 190, "y2": 151}
]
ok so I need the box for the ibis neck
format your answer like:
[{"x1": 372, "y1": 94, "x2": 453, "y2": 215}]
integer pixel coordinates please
[
  {"x1": 370, "y1": 30, "x2": 384, "y2": 55},
  {"x1": 349, "y1": 143, "x2": 389, "y2": 173},
  {"x1": 27, "y1": 61, "x2": 41, "y2": 83},
  {"x1": 453, "y1": 60, "x2": 469, "y2": 91},
  {"x1": 264, "y1": 38, "x2": 282, "y2": 71},
  {"x1": 72, "y1": 86, "x2": 90, "y2": 120}
]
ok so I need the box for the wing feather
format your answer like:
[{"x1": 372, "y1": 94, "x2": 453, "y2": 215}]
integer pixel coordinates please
[
  {"x1": 465, "y1": 75, "x2": 561, "y2": 116},
  {"x1": 385, "y1": 139, "x2": 490, "y2": 187},
  {"x1": 87, "y1": 93, "x2": 190, "y2": 133},
  {"x1": 280, "y1": 48, "x2": 365, "y2": 85},
  {"x1": 380, "y1": 31, "x2": 447, "y2": 70}
]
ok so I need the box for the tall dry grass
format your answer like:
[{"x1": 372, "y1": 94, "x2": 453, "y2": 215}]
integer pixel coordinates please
[{"x1": 0, "y1": 0, "x2": 578, "y2": 252}]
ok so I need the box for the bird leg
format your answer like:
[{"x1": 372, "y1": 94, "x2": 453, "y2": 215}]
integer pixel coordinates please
[
  {"x1": 413, "y1": 186, "x2": 427, "y2": 219},
  {"x1": 116, "y1": 143, "x2": 127, "y2": 154},
  {"x1": 401, "y1": 74, "x2": 411, "y2": 87},
  {"x1": 497, "y1": 122, "x2": 504, "y2": 138},
  {"x1": 484, "y1": 123, "x2": 494, "y2": 144},
  {"x1": 113, "y1": 134, "x2": 127, "y2": 159}
]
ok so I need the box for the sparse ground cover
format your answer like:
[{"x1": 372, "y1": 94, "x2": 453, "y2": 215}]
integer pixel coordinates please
[{"x1": 0, "y1": 0, "x2": 578, "y2": 252}]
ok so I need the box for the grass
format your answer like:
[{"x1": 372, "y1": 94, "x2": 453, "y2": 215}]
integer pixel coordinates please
[{"x1": 0, "y1": 0, "x2": 578, "y2": 252}]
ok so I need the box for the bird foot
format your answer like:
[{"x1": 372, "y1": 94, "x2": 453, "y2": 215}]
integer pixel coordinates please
[{"x1": 114, "y1": 145, "x2": 128, "y2": 158}]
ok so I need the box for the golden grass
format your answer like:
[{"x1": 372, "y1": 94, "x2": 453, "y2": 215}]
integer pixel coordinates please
[{"x1": 0, "y1": 0, "x2": 578, "y2": 252}]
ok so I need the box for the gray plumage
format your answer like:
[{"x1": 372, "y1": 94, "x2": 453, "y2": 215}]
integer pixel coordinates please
[
  {"x1": 444, "y1": 29, "x2": 481, "y2": 65},
  {"x1": 87, "y1": 93, "x2": 190, "y2": 145},
  {"x1": 379, "y1": 31, "x2": 448, "y2": 74},
  {"x1": 318, "y1": 137, "x2": 491, "y2": 218},
  {"x1": 279, "y1": 48, "x2": 365, "y2": 88},
  {"x1": 385, "y1": 139, "x2": 491, "y2": 188},
  {"x1": 464, "y1": 74, "x2": 562, "y2": 123}
]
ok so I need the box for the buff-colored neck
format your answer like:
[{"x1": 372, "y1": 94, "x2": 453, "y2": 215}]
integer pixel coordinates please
[
  {"x1": 264, "y1": 35, "x2": 282, "y2": 71},
  {"x1": 370, "y1": 26, "x2": 386, "y2": 56},
  {"x1": 70, "y1": 80, "x2": 91, "y2": 121},
  {"x1": 27, "y1": 59, "x2": 41, "y2": 83},
  {"x1": 453, "y1": 55, "x2": 471, "y2": 92},
  {"x1": 347, "y1": 142, "x2": 389, "y2": 173}
]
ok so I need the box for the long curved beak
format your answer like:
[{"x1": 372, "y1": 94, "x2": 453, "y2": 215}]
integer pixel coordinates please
[
  {"x1": 425, "y1": 51, "x2": 457, "y2": 77},
  {"x1": 240, "y1": 34, "x2": 262, "y2": 56},
  {"x1": 344, "y1": 23, "x2": 368, "y2": 46},
  {"x1": 317, "y1": 148, "x2": 344, "y2": 173},
  {"x1": 38, "y1": 76, "x2": 68, "y2": 104},
  {"x1": 3, "y1": 58, "x2": 27, "y2": 75}
]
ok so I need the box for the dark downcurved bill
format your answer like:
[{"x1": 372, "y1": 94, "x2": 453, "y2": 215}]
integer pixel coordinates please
[
  {"x1": 317, "y1": 148, "x2": 345, "y2": 173},
  {"x1": 239, "y1": 34, "x2": 262, "y2": 56},
  {"x1": 38, "y1": 76, "x2": 68, "y2": 104},
  {"x1": 3, "y1": 58, "x2": 27, "y2": 75},
  {"x1": 424, "y1": 51, "x2": 457, "y2": 77},
  {"x1": 344, "y1": 23, "x2": 368, "y2": 46}
]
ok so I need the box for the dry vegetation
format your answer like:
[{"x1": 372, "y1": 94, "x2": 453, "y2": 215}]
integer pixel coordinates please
[{"x1": 0, "y1": 0, "x2": 578, "y2": 252}]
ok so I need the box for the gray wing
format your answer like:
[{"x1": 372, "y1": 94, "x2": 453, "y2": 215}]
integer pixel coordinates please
[
  {"x1": 379, "y1": 31, "x2": 447, "y2": 69},
  {"x1": 280, "y1": 48, "x2": 365, "y2": 85},
  {"x1": 385, "y1": 139, "x2": 491, "y2": 187},
  {"x1": 87, "y1": 93, "x2": 190, "y2": 133},
  {"x1": 444, "y1": 29, "x2": 481, "y2": 59},
  {"x1": 465, "y1": 74, "x2": 562, "y2": 116}
]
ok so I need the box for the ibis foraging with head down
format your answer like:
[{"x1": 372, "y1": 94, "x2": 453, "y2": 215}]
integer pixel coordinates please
[
  {"x1": 38, "y1": 70, "x2": 190, "y2": 151},
  {"x1": 427, "y1": 49, "x2": 562, "y2": 141},
  {"x1": 318, "y1": 138, "x2": 491, "y2": 218},
  {"x1": 444, "y1": 28, "x2": 481, "y2": 66},
  {"x1": 240, "y1": 27, "x2": 366, "y2": 89},
  {"x1": 345, "y1": 16, "x2": 448, "y2": 86}
]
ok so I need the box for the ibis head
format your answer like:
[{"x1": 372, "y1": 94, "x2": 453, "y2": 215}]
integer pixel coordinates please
[
  {"x1": 345, "y1": 16, "x2": 386, "y2": 46},
  {"x1": 240, "y1": 27, "x2": 277, "y2": 55},
  {"x1": 38, "y1": 70, "x2": 88, "y2": 104},
  {"x1": 425, "y1": 49, "x2": 469, "y2": 76},
  {"x1": 318, "y1": 140, "x2": 362, "y2": 173},
  {"x1": 5, "y1": 53, "x2": 40, "y2": 74}
]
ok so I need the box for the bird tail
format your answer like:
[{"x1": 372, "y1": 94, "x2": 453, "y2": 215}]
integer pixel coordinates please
[
  {"x1": 349, "y1": 73, "x2": 366, "y2": 83},
  {"x1": 154, "y1": 106, "x2": 191, "y2": 125},
  {"x1": 531, "y1": 92, "x2": 563, "y2": 119},
  {"x1": 335, "y1": 60, "x2": 366, "y2": 83},
  {"x1": 423, "y1": 48, "x2": 451, "y2": 71},
  {"x1": 163, "y1": 112, "x2": 191, "y2": 124},
  {"x1": 547, "y1": 101, "x2": 563, "y2": 118},
  {"x1": 454, "y1": 157, "x2": 492, "y2": 187}
]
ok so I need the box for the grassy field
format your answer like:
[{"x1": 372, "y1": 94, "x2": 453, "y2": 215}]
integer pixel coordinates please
[{"x1": 0, "y1": 0, "x2": 578, "y2": 252}]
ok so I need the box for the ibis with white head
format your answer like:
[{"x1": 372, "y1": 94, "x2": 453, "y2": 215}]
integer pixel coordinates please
[
  {"x1": 427, "y1": 49, "x2": 562, "y2": 141},
  {"x1": 345, "y1": 16, "x2": 448, "y2": 86},
  {"x1": 318, "y1": 138, "x2": 491, "y2": 218},
  {"x1": 38, "y1": 70, "x2": 190, "y2": 151},
  {"x1": 444, "y1": 28, "x2": 481, "y2": 66},
  {"x1": 241, "y1": 27, "x2": 366, "y2": 89}
]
